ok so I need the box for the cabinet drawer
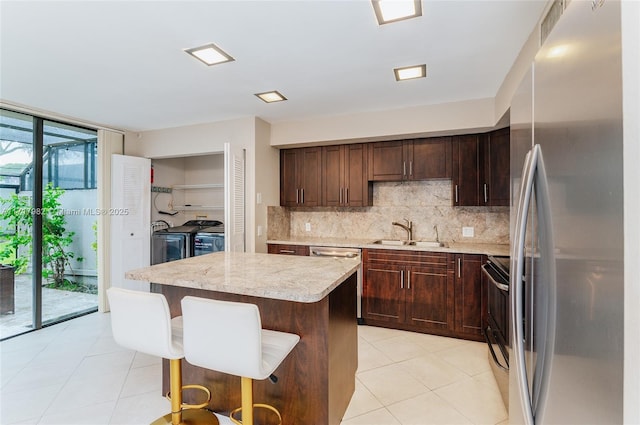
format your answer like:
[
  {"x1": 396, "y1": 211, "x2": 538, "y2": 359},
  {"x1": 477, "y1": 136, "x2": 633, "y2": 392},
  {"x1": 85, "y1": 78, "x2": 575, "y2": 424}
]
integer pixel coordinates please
[
  {"x1": 364, "y1": 249, "x2": 447, "y2": 268},
  {"x1": 267, "y1": 244, "x2": 310, "y2": 256}
]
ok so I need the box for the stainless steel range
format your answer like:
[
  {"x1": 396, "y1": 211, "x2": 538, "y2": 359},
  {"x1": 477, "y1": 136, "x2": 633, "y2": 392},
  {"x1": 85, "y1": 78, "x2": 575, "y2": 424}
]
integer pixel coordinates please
[{"x1": 482, "y1": 255, "x2": 510, "y2": 410}]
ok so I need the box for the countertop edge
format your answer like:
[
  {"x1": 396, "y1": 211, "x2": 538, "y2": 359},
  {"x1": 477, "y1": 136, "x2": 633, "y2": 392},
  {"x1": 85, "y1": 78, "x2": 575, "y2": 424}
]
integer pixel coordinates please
[{"x1": 267, "y1": 238, "x2": 510, "y2": 257}]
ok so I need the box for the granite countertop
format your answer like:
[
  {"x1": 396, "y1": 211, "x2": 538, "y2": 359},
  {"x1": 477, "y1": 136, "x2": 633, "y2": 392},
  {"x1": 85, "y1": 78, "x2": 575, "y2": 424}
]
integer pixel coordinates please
[
  {"x1": 125, "y1": 251, "x2": 360, "y2": 303},
  {"x1": 267, "y1": 237, "x2": 510, "y2": 257}
]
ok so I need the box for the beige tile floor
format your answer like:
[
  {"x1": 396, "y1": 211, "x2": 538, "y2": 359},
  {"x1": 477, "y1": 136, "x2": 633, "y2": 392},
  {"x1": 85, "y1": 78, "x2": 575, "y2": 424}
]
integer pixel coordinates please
[{"x1": 0, "y1": 312, "x2": 508, "y2": 425}]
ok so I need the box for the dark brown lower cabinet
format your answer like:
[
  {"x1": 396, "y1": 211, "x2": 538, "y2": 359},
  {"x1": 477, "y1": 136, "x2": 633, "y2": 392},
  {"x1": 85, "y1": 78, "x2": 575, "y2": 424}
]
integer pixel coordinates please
[
  {"x1": 451, "y1": 253, "x2": 485, "y2": 339},
  {"x1": 363, "y1": 249, "x2": 484, "y2": 341},
  {"x1": 362, "y1": 249, "x2": 455, "y2": 336}
]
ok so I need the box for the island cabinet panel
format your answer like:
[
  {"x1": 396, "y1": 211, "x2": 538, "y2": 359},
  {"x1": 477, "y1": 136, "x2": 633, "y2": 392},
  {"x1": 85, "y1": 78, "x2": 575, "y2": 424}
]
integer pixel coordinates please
[
  {"x1": 280, "y1": 147, "x2": 321, "y2": 207},
  {"x1": 362, "y1": 249, "x2": 454, "y2": 335},
  {"x1": 450, "y1": 253, "x2": 485, "y2": 340},
  {"x1": 322, "y1": 144, "x2": 371, "y2": 207},
  {"x1": 368, "y1": 137, "x2": 452, "y2": 182},
  {"x1": 153, "y1": 272, "x2": 357, "y2": 425},
  {"x1": 267, "y1": 243, "x2": 309, "y2": 256}
]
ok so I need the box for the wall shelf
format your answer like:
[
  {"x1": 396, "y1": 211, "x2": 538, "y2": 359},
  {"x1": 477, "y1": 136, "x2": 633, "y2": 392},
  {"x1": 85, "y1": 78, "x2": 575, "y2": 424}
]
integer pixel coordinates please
[
  {"x1": 172, "y1": 184, "x2": 223, "y2": 190},
  {"x1": 171, "y1": 205, "x2": 224, "y2": 211}
]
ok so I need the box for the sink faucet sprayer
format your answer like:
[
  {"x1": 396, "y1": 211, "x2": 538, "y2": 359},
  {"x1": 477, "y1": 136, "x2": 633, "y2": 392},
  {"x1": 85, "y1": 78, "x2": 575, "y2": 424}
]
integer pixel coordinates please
[
  {"x1": 434, "y1": 225, "x2": 440, "y2": 243},
  {"x1": 392, "y1": 219, "x2": 413, "y2": 241}
]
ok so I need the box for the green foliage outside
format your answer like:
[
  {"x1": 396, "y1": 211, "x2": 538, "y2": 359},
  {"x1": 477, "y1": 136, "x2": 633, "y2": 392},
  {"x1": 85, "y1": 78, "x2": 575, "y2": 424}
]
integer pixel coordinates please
[{"x1": 0, "y1": 183, "x2": 83, "y2": 289}]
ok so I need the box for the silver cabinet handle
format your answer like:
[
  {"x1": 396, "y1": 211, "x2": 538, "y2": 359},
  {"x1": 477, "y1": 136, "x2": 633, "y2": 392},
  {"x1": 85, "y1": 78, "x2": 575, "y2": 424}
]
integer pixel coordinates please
[
  {"x1": 400, "y1": 270, "x2": 404, "y2": 289},
  {"x1": 409, "y1": 161, "x2": 413, "y2": 177},
  {"x1": 339, "y1": 188, "x2": 343, "y2": 204},
  {"x1": 403, "y1": 161, "x2": 406, "y2": 177},
  {"x1": 484, "y1": 183, "x2": 488, "y2": 204},
  {"x1": 280, "y1": 249, "x2": 296, "y2": 254},
  {"x1": 457, "y1": 257, "x2": 461, "y2": 278},
  {"x1": 455, "y1": 185, "x2": 459, "y2": 203},
  {"x1": 301, "y1": 188, "x2": 304, "y2": 204},
  {"x1": 407, "y1": 271, "x2": 411, "y2": 290},
  {"x1": 296, "y1": 189, "x2": 299, "y2": 204},
  {"x1": 345, "y1": 187, "x2": 349, "y2": 204}
]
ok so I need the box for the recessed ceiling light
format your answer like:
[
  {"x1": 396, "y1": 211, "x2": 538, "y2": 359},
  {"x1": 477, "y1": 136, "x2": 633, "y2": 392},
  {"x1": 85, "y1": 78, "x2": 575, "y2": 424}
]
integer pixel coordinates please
[
  {"x1": 255, "y1": 91, "x2": 287, "y2": 103},
  {"x1": 372, "y1": 0, "x2": 422, "y2": 25},
  {"x1": 184, "y1": 43, "x2": 234, "y2": 66},
  {"x1": 394, "y1": 64, "x2": 427, "y2": 81}
]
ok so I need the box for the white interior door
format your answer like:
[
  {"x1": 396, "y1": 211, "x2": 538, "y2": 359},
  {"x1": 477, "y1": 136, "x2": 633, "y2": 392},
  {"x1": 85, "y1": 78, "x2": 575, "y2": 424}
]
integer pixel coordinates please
[
  {"x1": 224, "y1": 143, "x2": 245, "y2": 252},
  {"x1": 110, "y1": 154, "x2": 151, "y2": 291}
]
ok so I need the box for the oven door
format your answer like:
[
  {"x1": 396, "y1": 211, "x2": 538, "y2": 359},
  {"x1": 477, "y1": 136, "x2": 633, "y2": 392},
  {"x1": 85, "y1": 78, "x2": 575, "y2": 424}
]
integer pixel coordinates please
[{"x1": 483, "y1": 261, "x2": 510, "y2": 408}]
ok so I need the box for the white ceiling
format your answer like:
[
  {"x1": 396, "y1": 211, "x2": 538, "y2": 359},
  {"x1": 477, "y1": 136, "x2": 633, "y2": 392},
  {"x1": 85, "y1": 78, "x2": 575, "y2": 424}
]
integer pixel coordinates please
[{"x1": 0, "y1": 1, "x2": 547, "y2": 133}]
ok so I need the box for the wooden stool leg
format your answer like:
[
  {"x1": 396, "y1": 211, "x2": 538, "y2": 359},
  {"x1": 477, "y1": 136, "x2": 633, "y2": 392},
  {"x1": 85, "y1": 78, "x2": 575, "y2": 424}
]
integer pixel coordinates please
[
  {"x1": 241, "y1": 376, "x2": 253, "y2": 425},
  {"x1": 170, "y1": 359, "x2": 183, "y2": 425}
]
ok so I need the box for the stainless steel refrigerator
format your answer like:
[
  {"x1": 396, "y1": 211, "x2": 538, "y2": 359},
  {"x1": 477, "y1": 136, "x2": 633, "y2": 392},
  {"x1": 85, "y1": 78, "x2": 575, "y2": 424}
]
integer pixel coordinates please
[{"x1": 509, "y1": 0, "x2": 624, "y2": 423}]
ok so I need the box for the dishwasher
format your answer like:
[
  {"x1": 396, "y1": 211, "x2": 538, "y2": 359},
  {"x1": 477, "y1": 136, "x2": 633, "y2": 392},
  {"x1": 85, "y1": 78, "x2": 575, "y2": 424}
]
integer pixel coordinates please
[{"x1": 309, "y1": 246, "x2": 363, "y2": 323}]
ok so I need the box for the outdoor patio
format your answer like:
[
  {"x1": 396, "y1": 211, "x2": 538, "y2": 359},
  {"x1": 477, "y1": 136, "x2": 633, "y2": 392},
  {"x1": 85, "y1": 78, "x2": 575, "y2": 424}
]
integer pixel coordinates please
[{"x1": 0, "y1": 273, "x2": 97, "y2": 339}]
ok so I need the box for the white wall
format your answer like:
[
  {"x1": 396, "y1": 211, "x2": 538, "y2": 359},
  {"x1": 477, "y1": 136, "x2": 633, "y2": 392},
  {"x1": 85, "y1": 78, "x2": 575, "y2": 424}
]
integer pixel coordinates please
[
  {"x1": 270, "y1": 97, "x2": 496, "y2": 147},
  {"x1": 253, "y1": 118, "x2": 278, "y2": 252}
]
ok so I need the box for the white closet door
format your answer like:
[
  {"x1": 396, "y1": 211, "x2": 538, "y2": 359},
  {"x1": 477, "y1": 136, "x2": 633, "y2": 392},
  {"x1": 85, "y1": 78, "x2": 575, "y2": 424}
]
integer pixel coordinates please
[
  {"x1": 224, "y1": 143, "x2": 245, "y2": 252},
  {"x1": 110, "y1": 154, "x2": 151, "y2": 291}
]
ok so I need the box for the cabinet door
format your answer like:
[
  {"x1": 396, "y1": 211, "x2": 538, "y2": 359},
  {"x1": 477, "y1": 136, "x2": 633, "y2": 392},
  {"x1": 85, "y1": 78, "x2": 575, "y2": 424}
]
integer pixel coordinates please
[
  {"x1": 322, "y1": 145, "x2": 343, "y2": 206},
  {"x1": 299, "y1": 147, "x2": 322, "y2": 206},
  {"x1": 363, "y1": 263, "x2": 404, "y2": 323},
  {"x1": 411, "y1": 137, "x2": 452, "y2": 180},
  {"x1": 406, "y1": 265, "x2": 453, "y2": 331},
  {"x1": 483, "y1": 128, "x2": 510, "y2": 206},
  {"x1": 344, "y1": 144, "x2": 370, "y2": 206},
  {"x1": 453, "y1": 254, "x2": 484, "y2": 336},
  {"x1": 280, "y1": 149, "x2": 299, "y2": 206},
  {"x1": 452, "y1": 135, "x2": 481, "y2": 206},
  {"x1": 368, "y1": 141, "x2": 406, "y2": 181}
]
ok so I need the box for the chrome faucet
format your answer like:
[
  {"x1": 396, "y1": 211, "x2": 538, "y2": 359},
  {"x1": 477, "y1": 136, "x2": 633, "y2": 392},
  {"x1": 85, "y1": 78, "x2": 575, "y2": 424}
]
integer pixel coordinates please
[
  {"x1": 434, "y1": 225, "x2": 440, "y2": 243},
  {"x1": 392, "y1": 219, "x2": 413, "y2": 241}
]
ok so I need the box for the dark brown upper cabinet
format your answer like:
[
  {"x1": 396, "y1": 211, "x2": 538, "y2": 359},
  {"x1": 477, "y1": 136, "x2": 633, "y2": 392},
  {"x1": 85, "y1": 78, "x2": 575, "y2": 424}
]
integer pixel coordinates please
[
  {"x1": 481, "y1": 128, "x2": 510, "y2": 206},
  {"x1": 452, "y1": 134, "x2": 481, "y2": 206},
  {"x1": 452, "y1": 128, "x2": 510, "y2": 207},
  {"x1": 368, "y1": 137, "x2": 452, "y2": 182},
  {"x1": 280, "y1": 147, "x2": 322, "y2": 207},
  {"x1": 322, "y1": 144, "x2": 372, "y2": 207}
]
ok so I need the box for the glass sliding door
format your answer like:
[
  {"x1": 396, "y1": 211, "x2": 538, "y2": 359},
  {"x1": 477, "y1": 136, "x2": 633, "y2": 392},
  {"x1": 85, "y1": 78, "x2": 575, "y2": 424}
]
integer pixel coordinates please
[
  {"x1": 0, "y1": 109, "x2": 98, "y2": 339},
  {"x1": 0, "y1": 110, "x2": 35, "y2": 338},
  {"x1": 40, "y1": 120, "x2": 98, "y2": 325}
]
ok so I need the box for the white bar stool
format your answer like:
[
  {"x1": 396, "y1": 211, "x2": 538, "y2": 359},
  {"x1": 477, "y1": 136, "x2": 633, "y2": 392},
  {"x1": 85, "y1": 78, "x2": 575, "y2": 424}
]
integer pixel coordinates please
[
  {"x1": 181, "y1": 296, "x2": 300, "y2": 425},
  {"x1": 107, "y1": 287, "x2": 228, "y2": 425}
]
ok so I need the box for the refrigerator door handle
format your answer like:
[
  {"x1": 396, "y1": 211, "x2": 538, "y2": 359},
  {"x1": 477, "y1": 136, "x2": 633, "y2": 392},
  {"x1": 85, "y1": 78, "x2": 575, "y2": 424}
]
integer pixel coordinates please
[
  {"x1": 512, "y1": 147, "x2": 536, "y2": 425},
  {"x1": 512, "y1": 144, "x2": 557, "y2": 425}
]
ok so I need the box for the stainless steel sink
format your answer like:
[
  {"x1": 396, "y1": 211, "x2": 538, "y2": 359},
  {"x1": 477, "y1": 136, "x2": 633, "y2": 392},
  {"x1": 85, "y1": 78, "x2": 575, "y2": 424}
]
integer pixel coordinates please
[
  {"x1": 408, "y1": 240, "x2": 448, "y2": 248},
  {"x1": 372, "y1": 239, "x2": 408, "y2": 246},
  {"x1": 371, "y1": 239, "x2": 447, "y2": 248}
]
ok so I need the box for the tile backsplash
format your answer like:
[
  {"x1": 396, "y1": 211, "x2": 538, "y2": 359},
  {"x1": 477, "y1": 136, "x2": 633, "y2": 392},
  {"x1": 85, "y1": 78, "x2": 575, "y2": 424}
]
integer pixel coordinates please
[{"x1": 268, "y1": 180, "x2": 509, "y2": 244}]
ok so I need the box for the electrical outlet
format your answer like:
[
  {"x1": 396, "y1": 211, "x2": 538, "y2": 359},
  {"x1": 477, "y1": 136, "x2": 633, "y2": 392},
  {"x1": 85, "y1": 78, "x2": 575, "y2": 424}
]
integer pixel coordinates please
[
  {"x1": 305, "y1": 222, "x2": 311, "y2": 232},
  {"x1": 257, "y1": 225, "x2": 263, "y2": 237},
  {"x1": 462, "y1": 227, "x2": 474, "y2": 238}
]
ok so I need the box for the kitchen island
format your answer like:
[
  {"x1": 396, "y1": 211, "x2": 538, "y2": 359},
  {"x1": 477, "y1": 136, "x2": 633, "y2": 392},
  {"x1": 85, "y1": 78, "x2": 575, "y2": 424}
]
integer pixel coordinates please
[{"x1": 125, "y1": 251, "x2": 360, "y2": 425}]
